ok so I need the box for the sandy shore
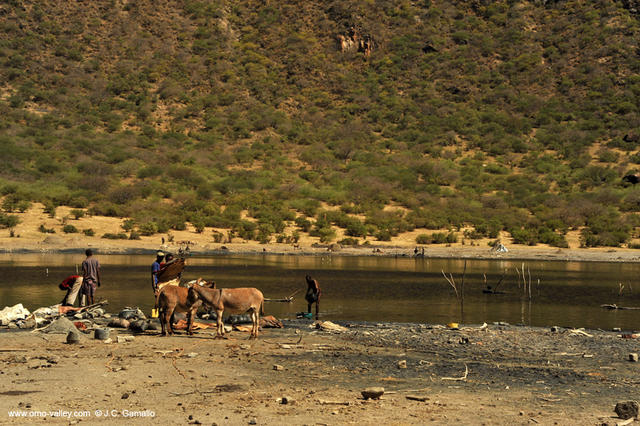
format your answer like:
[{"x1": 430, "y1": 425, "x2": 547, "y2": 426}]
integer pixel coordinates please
[
  {"x1": 1, "y1": 236, "x2": 640, "y2": 264},
  {"x1": 1, "y1": 203, "x2": 639, "y2": 262},
  {"x1": 0, "y1": 319, "x2": 636, "y2": 425}
]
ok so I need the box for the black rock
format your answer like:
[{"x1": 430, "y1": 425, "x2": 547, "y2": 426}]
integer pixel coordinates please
[
  {"x1": 615, "y1": 401, "x2": 639, "y2": 420},
  {"x1": 128, "y1": 320, "x2": 149, "y2": 333}
]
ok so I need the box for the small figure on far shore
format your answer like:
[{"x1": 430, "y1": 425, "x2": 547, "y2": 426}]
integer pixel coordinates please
[
  {"x1": 59, "y1": 274, "x2": 83, "y2": 306},
  {"x1": 305, "y1": 275, "x2": 321, "y2": 319},
  {"x1": 80, "y1": 249, "x2": 101, "y2": 306}
]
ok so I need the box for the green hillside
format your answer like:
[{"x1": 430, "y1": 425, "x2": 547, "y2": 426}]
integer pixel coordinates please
[{"x1": 0, "y1": 0, "x2": 639, "y2": 247}]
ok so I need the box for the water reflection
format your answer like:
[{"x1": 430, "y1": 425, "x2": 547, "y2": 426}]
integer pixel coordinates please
[{"x1": 0, "y1": 254, "x2": 638, "y2": 330}]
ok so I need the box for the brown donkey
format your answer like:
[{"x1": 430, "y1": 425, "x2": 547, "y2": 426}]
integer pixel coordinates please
[
  {"x1": 188, "y1": 285, "x2": 264, "y2": 338},
  {"x1": 155, "y1": 278, "x2": 215, "y2": 336}
]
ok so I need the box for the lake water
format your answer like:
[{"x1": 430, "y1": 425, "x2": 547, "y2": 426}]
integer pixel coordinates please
[{"x1": 0, "y1": 253, "x2": 638, "y2": 330}]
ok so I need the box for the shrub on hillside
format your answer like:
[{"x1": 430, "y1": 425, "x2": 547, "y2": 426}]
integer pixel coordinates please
[
  {"x1": 62, "y1": 224, "x2": 78, "y2": 234},
  {"x1": 294, "y1": 217, "x2": 312, "y2": 232},
  {"x1": 38, "y1": 224, "x2": 55, "y2": 234},
  {"x1": 102, "y1": 232, "x2": 128, "y2": 240},
  {"x1": 416, "y1": 234, "x2": 430, "y2": 244},
  {"x1": 0, "y1": 213, "x2": 19, "y2": 229},
  {"x1": 2, "y1": 194, "x2": 20, "y2": 212},
  {"x1": 338, "y1": 237, "x2": 359, "y2": 246},
  {"x1": 416, "y1": 232, "x2": 458, "y2": 244},
  {"x1": 310, "y1": 225, "x2": 336, "y2": 243},
  {"x1": 71, "y1": 209, "x2": 85, "y2": 220},
  {"x1": 138, "y1": 221, "x2": 158, "y2": 236}
]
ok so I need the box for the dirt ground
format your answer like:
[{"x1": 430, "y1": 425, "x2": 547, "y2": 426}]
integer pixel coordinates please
[{"x1": 0, "y1": 319, "x2": 637, "y2": 425}]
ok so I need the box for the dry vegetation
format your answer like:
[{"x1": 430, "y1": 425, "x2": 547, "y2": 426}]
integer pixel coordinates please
[{"x1": 0, "y1": 1, "x2": 639, "y2": 251}]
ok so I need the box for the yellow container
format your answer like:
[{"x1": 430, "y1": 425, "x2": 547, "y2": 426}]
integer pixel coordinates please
[
  {"x1": 151, "y1": 308, "x2": 159, "y2": 318},
  {"x1": 447, "y1": 322, "x2": 459, "y2": 329}
]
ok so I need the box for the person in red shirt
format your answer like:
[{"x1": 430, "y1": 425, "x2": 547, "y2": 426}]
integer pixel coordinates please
[{"x1": 59, "y1": 275, "x2": 83, "y2": 306}]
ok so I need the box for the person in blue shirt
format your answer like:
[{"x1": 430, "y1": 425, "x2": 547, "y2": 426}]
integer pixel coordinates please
[{"x1": 151, "y1": 251, "x2": 164, "y2": 295}]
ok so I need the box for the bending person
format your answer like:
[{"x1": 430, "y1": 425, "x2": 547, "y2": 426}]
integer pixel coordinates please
[{"x1": 59, "y1": 275, "x2": 83, "y2": 306}]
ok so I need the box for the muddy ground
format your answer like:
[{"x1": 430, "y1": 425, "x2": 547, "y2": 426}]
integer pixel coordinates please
[{"x1": 0, "y1": 319, "x2": 638, "y2": 425}]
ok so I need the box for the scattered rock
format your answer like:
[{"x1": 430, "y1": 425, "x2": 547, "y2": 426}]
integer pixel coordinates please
[
  {"x1": 121, "y1": 392, "x2": 130, "y2": 400},
  {"x1": 314, "y1": 321, "x2": 348, "y2": 332},
  {"x1": 629, "y1": 353, "x2": 639, "y2": 362},
  {"x1": 185, "y1": 352, "x2": 198, "y2": 358},
  {"x1": 273, "y1": 364, "x2": 284, "y2": 371},
  {"x1": 66, "y1": 331, "x2": 81, "y2": 344},
  {"x1": 88, "y1": 308, "x2": 105, "y2": 318},
  {"x1": 550, "y1": 326, "x2": 560, "y2": 333},
  {"x1": 277, "y1": 396, "x2": 294, "y2": 405},
  {"x1": 615, "y1": 401, "x2": 639, "y2": 419},
  {"x1": 108, "y1": 318, "x2": 130, "y2": 329},
  {"x1": 103, "y1": 338, "x2": 113, "y2": 344},
  {"x1": 13, "y1": 355, "x2": 28, "y2": 363},
  {"x1": 129, "y1": 320, "x2": 149, "y2": 333},
  {"x1": 17, "y1": 315, "x2": 36, "y2": 329},
  {"x1": 28, "y1": 359, "x2": 50, "y2": 369},
  {"x1": 397, "y1": 360, "x2": 407, "y2": 369},
  {"x1": 45, "y1": 355, "x2": 59, "y2": 364},
  {"x1": 613, "y1": 327, "x2": 622, "y2": 332},
  {"x1": 361, "y1": 387, "x2": 385, "y2": 400},
  {"x1": 94, "y1": 328, "x2": 110, "y2": 340},
  {"x1": 119, "y1": 307, "x2": 146, "y2": 321},
  {"x1": 32, "y1": 307, "x2": 54, "y2": 318},
  {"x1": 406, "y1": 395, "x2": 429, "y2": 402}
]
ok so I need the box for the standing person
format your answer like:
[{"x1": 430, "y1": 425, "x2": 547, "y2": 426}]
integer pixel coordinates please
[
  {"x1": 80, "y1": 249, "x2": 101, "y2": 306},
  {"x1": 59, "y1": 275, "x2": 83, "y2": 306},
  {"x1": 151, "y1": 251, "x2": 164, "y2": 295},
  {"x1": 305, "y1": 275, "x2": 321, "y2": 319}
]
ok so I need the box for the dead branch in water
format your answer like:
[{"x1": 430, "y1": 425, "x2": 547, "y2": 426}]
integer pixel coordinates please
[
  {"x1": 441, "y1": 260, "x2": 467, "y2": 301},
  {"x1": 442, "y1": 270, "x2": 459, "y2": 299},
  {"x1": 461, "y1": 260, "x2": 466, "y2": 305},
  {"x1": 618, "y1": 282, "x2": 633, "y2": 296},
  {"x1": 515, "y1": 264, "x2": 535, "y2": 300},
  {"x1": 601, "y1": 304, "x2": 640, "y2": 310},
  {"x1": 265, "y1": 288, "x2": 301, "y2": 303}
]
